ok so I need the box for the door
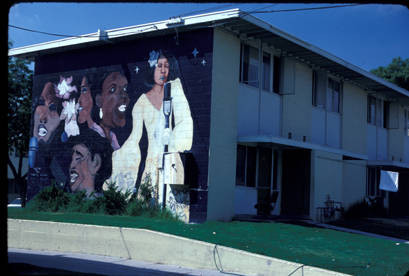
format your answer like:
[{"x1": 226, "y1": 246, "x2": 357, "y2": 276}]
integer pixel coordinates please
[{"x1": 281, "y1": 149, "x2": 310, "y2": 217}]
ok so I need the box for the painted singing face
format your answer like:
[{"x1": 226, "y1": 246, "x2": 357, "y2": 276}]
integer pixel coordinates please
[
  {"x1": 98, "y1": 72, "x2": 129, "y2": 129},
  {"x1": 69, "y1": 143, "x2": 100, "y2": 195},
  {"x1": 154, "y1": 57, "x2": 170, "y2": 86},
  {"x1": 33, "y1": 82, "x2": 61, "y2": 143},
  {"x1": 78, "y1": 76, "x2": 93, "y2": 125}
]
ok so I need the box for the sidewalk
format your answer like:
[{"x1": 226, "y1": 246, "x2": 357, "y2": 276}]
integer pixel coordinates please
[{"x1": 9, "y1": 248, "x2": 233, "y2": 276}]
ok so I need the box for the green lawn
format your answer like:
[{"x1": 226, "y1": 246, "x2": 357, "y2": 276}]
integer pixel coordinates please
[{"x1": 8, "y1": 208, "x2": 409, "y2": 276}]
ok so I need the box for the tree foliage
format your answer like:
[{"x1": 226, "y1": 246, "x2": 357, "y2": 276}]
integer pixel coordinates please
[
  {"x1": 370, "y1": 57, "x2": 409, "y2": 91},
  {"x1": 8, "y1": 41, "x2": 33, "y2": 199}
]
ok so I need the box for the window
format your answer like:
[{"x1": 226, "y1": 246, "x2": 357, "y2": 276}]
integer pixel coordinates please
[
  {"x1": 383, "y1": 101, "x2": 390, "y2": 129},
  {"x1": 367, "y1": 95, "x2": 388, "y2": 128},
  {"x1": 273, "y1": 55, "x2": 281, "y2": 93},
  {"x1": 367, "y1": 95, "x2": 376, "y2": 125},
  {"x1": 235, "y1": 145, "x2": 256, "y2": 187},
  {"x1": 327, "y1": 78, "x2": 341, "y2": 113},
  {"x1": 367, "y1": 167, "x2": 380, "y2": 197},
  {"x1": 262, "y1": 52, "x2": 271, "y2": 92},
  {"x1": 240, "y1": 43, "x2": 275, "y2": 92},
  {"x1": 405, "y1": 109, "x2": 409, "y2": 136},
  {"x1": 235, "y1": 145, "x2": 246, "y2": 186},
  {"x1": 376, "y1": 98, "x2": 383, "y2": 127},
  {"x1": 312, "y1": 70, "x2": 326, "y2": 108},
  {"x1": 240, "y1": 44, "x2": 259, "y2": 88}
]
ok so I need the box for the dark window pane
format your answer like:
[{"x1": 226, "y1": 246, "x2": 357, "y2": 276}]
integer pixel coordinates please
[
  {"x1": 273, "y1": 56, "x2": 281, "y2": 93},
  {"x1": 246, "y1": 147, "x2": 257, "y2": 187},
  {"x1": 248, "y1": 46, "x2": 259, "y2": 88},
  {"x1": 312, "y1": 71, "x2": 317, "y2": 106},
  {"x1": 236, "y1": 145, "x2": 246, "y2": 186},
  {"x1": 262, "y1": 52, "x2": 271, "y2": 91},
  {"x1": 383, "y1": 101, "x2": 389, "y2": 128}
]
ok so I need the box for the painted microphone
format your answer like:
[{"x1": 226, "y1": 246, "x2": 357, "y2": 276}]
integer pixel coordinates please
[
  {"x1": 28, "y1": 136, "x2": 38, "y2": 168},
  {"x1": 163, "y1": 81, "x2": 172, "y2": 152}
]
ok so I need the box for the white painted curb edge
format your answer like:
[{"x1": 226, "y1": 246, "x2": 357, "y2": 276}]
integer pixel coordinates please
[{"x1": 8, "y1": 219, "x2": 350, "y2": 276}]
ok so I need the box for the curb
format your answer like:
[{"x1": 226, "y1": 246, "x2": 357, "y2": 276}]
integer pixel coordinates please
[{"x1": 8, "y1": 219, "x2": 350, "y2": 276}]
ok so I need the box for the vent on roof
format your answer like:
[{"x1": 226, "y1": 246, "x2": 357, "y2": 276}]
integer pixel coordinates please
[
  {"x1": 167, "y1": 17, "x2": 185, "y2": 26},
  {"x1": 98, "y1": 29, "x2": 108, "y2": 41}
]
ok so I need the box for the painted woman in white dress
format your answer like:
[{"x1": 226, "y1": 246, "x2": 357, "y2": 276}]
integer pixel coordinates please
[{"x1": 109, "y1": 50, "x2": 193, "y2": 202}]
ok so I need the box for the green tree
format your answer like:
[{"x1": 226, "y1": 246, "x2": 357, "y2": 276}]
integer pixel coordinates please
[
  {"x1": 370, "y1": 57, "x2": 409, "y2": 90},
  {"x1": 8, "y1": 41, "x2": 33, "y2": 205}
]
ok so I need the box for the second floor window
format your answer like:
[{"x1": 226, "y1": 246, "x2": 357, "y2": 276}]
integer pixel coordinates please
[
  {"x1": 367, "y1": 96, "x2": 376, "y2": 125},
  {"x1": 262, "y1": 52, "x2": 271, "y2": 92},
  {"x1": 327, "y1": 78, "x2": 341, "y2": 113},
  {"x1": 406, "y1": 109, "x2": 409, "y2": 136},
  {"x1": 240, "y1": 43, "x2": 280, "y2": 93},
  {"x1": 240, "y1": 44, "x2": 259, "y2": 88},
  {"x1": 367, "y1": 95, "x2": 389, "y2": 128},
  {"x1": 312, "y1": 70, "x2": 325, "y2": 108}
]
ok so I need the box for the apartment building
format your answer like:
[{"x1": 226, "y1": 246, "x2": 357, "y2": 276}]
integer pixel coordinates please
[{"x1": 9, "y1": 9, "x2": 409, "y2": 222}]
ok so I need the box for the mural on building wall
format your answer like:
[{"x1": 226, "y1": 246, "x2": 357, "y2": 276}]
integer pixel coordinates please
[{"x1": 28, "y1": 30, "x2": 213, "y2": 222}]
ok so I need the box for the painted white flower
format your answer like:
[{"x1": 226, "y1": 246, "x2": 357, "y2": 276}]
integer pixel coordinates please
[
  {"x1": 55, "y1": 76, "x2": 78, "y2": 99},
  {"x1": 60, "y1": 98, "x2": 80, "y2": 137},
  {"x1": 148, "y1": 50, "x2": 159, "y2": 68}
]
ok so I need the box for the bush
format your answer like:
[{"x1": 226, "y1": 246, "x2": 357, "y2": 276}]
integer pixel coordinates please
[
  {"x1": 25, "y1": 179, "x2": 181, "y2": 222},
  {"x1": 343, "y1": 198, "x2": 388, "y2": 219},
  {"x1": 27, "y1": 185, "x2": 70, "y2": 212},
  {"x1": 101, "y1": 182, "x2": 131, "y2": 215}
]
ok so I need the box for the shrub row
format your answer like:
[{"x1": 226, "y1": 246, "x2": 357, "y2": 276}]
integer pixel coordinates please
[{"x1": 26, "y1": 182, "x2": 179, "y2": 221}]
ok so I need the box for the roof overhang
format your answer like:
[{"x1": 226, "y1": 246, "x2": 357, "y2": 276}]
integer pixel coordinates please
[
  {"x1": 238, "y1": 135, "x2": 368, "y2": 160},
  {"x1": 8, "y1": 8, "x2": 409, "y2": 102},
  {"x1": 367, "y1": 160, "x2": 409, "y2": 171}
]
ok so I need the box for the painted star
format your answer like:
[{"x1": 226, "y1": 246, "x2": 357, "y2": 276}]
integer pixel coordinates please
[
  {"x1": 134, "y1": 66, "x2": 140, "y2": 74},
  {"x1": 192, "y1": 48, "x2": 199, "y2": 58},
  {"x1": 201, "y1": 59, "x2": 207, "y2": 66}
]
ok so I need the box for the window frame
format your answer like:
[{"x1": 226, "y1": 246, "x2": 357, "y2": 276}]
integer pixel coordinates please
[
  {"x1": 405, "y1": 108, "x2": 409, "y2": 136},
  {"x1": 235, "y1": 144, "x2": 258, "y2": 188},
  {"x1": 327, "y1": 77, "x2": 342, "y2": 113},
  {"x1": 272, "y1": 55, "x2": 281, "y2": 94},
  {"x1": 367, "y1": 95, "x2": 390, "y2": 128},
  {"x1": 367, "y1": 95, "x2": 376, "y2": 125},
  {"x1": 239, "y1": 43, "x2": 260, "y2": 88},
  {"x1": 239, "y1": 42, "x2": 281, "y2": 94},
  {"x1": 366, "y1": 167, "x2": 381, "y2": 197}
]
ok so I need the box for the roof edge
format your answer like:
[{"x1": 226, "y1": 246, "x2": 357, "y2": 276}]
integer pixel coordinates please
[
  {"x1": 8, "y1": 8, "x2": 241, "y2": 58},
  {"x1": 237, "y1": 11, "x2": 409, "y2": 98}
]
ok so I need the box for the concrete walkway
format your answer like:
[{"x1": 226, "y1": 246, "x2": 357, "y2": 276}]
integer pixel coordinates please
[
  {"x1": 8, "y1": 219, "x2": 350, "y2": 276},
  {"x1": 9, "y1": 248, "x2": 234, "y2": 275}
]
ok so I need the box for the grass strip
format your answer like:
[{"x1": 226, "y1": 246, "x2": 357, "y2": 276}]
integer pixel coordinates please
[{"x1": 8, "y1": 208, "x2": 409, "y2": 276}]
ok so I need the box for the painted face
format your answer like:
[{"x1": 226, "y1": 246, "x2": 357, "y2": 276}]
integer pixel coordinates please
[
  {"x1": 33, "y1": 82, "x2": 60, "y2": 143},
  {"x1": 78, "y1": 77, "x2": 93, "y2": 124},
  {"x1": 69, "y1": 144, "x2": 96, "y2": 194},
  {"x1": 154, "y1": 57, "x2": 169, "y2": 86},
  {"x1": 100, "y1": 72, "x2": 129, "y2": 128}
]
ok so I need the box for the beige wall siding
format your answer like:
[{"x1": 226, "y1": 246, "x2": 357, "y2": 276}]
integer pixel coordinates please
[
  {"x1": 342, "y1": 82, "x2": 367, "y2": 155},
  {"x1": 342, "y1": 160, "x2": 367, "y2": 209},
  {"x1": 207, "y1": 28, "x2": 240, "y2": 221},
  {"x1": 281, "y1": 60, "x2": 313, "y2": 142},
  {"x1": 310, "y1": 150, "x2": 343, "y2": 220}
]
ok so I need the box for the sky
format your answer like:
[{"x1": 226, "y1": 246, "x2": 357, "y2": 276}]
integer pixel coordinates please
[{"x1": 8, "y1": 3, "x2": 409, "y2": 72}]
